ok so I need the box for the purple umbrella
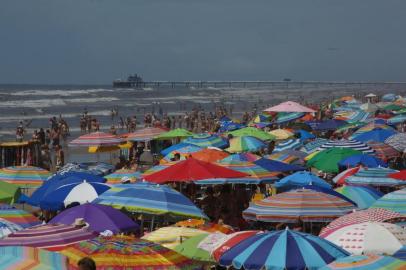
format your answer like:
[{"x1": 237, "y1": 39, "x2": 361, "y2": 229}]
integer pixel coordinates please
[{"x1": 49, "y1": 203, "x2": 139, "y2": 233}]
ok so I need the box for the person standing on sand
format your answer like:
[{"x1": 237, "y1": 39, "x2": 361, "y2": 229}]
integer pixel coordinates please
[{"x1": 55, "y1": 145, "x2": 64, "y2": 171}]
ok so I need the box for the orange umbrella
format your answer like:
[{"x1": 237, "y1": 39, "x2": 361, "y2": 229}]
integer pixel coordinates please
[
  {"x1": 300, "y1": 113, "x2": 315, "y2": 122},
  {"x1": 190, "y1": 148, "x2": 230, "y2": 163},
  {"x1": 175, "y1": 219, "x2": 234, "y2": 234}
]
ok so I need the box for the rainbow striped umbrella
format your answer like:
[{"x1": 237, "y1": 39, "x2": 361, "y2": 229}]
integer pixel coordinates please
[
  {"x1": 61, "y1": 235, "x2": 203, "y2": 270},
  {"x1": 367, "y1": 141, "x2": 400, "y2": 161},
  {"x1": 0, "y1": 204, "x2": 41, "y2": 228},
  {"x1": 243, "y1": 188, "x2": 356, "y2": 223},
  {"x1": 320, "y1": 255, "x2": 406, "y2": 270},
  {"x1": 69, "y1": 132, "x2": 123, "y2": 146},
  {"x1": 226, "y1": 136, "x2": 266, "y2": 153},
  {"x1": 345, "y1": 167, "x2": 402, "y2": 186},
  {"x1": 0, "y1": 246, "x2": 68, "y2": 270},
  {"x1": 335, "y1": 185, "x2": 383, "y2": 209},
  {"x1": 0, "y1": 166, "x2": 51, "y2": 187},
  {"x1": 370, "y1": 188, "x2": 406, "y2": 214},
  {"x1": 183, "y1": 133, "x2": 228, "y2": 148},
  {"x1": 104, "y1": 169, "x2": 140, "y2": 184},
  {"x1": 273, "y1": 139, "x2": 303, "y2": 152},
  {"x1": 127, "y1": 127, "x2": 168, "y2": 141}
]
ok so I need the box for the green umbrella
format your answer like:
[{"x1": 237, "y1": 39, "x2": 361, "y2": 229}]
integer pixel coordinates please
[
  {"x1": 383, "y1": 104, "x2": 404, "y2": 111},
  {"x1": 307, "y1": 147, "x2": 362, "y2": 173},
  {"x1": 334, "y1": 122, "x2": 366, "y2": 133},
  {"x1": 0, "y1": 181, "x2": 21, "y2": 204},
  {"x1": 227, "y1": 127, "x2": 275, "y2": 141},
  {"x1": 173, "y1": 233, "x2": 214, "y2": 262},
  {"x1": 154, "y1": 128, "x2": 195, "y2": 140},
  {"x1": 394, "y1": 108, "x2": 406, "y2": 114}
]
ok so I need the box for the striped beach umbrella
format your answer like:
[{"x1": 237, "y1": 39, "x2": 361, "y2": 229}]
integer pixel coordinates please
[
  {"x1": 370, "y1": 188, "x2": 406, "y2": 214},
  {"x1": 227, "y1": 127, "x2": 275, "y2": 141},
  {"x1": 323, "y1": 222, "x2": 406, "y2": 255},
  {"x1": 275, "y1": 112, "x2": 305, "y2": 123},
  {"x1": 334, "y1": 110, "x2": 371, "y2": 123},
  {"x1": 243, "y1": 188, "x2": 356, "y2": 223},
  {"x1": 126, "y1": 127, "x2": 168, "y2": 141},
  {"x1": 353, "y1": 123, "x2": 394, "y2": 136},
  {"x1": 69, "y1": 131, "x2": 123, "y2": 146},
  {"x1": 350, "y1": 128, "x2": 397, "y2": 143},
  {"x1": 142, "y1": 162, "x2": 174, "y2": 177},
  {"x1": 104, "y1": 169, "x2": 140, "y2": 184},
  {"x1": 367, "y1": 141, "x2": 400, "y2": 161},
  {"x1": 0, "y1": 246, "x2": 68, "y2": 270},
  {"x1": 154, "y1": 128, "x2": 194, "y2": 140},
  {"x1": 0, "y1": 166, "x2": 51, "y2": 188},
  {"x1": 0, "y1": 218, "x2": 23, "y2": 238},
  {"x1": 388, "y1": 114, "x2": 406, "y2": 124},
  {"x1": 335, "y1": 185, "x2": 383, "y2": 209},
  {"x1": 273, "y1": 139, "x2": 302, "y2": 152},
  {"x1": 183, "y1": 133, "x2": 228, "y2": 148},
  {"x1": 218, "y1": 153, "x2": 260, "y2": 164},
  {"x1": 318, "y1": 139, "x2": 374, "y2": 154},
  {"x1": 62, "y1": 235, "x2": 203, "y2": 270},
  {"x1": 334, "y1": 122, "x2": 366, "y2": 133},
  {"x1": 161, "y1": 142, "x2": 202, "y2": 156},
  {"x1": 226, "y1": 136, "x2": 266, "y2": 153},
  {"x1": 0, "y1": 223, "x2": 98, "y2": 251},
  {"x1": 269, "y1": 129, "x2": 294, "y2": 140},
  {"x1": 385, "y1": 133, "x2": 406, "y2": 152},
  {"x1": 219, "y1": 229, "x2": 349, "y2": 270},
  {"x1": 93, "y1": 183, "x2": 208, "y2": 219},
  {"x1": 345, "y1": 167, "x2": 402, "y2": 186},
  {"x1": 0, "y1": 204, "x2": 41, "y2": 228},
  {"x1": 320, "y1": 254, "x2": 406, "y2": 270},
  {"x1": 393, "y1": 246, "x2": 406, "y2": 261},
  {"x1": 301, "y1": 138, "x2": 329, "y2": 154},
  {"x1": 333, "y1": 167, "x2": 360, "y2": 185},
  {"x1": 142, "y1": 226, "x2": 207, "y2": 249},
  {"x1": 319, "y1": 208, "x2": 405, "y2": 238},
  {"x1": 266, "y1": 149, "x2": 307, "y2": 165},
  {"x1": 161, "y1": 145, "x2": 203, "y2": 163}
]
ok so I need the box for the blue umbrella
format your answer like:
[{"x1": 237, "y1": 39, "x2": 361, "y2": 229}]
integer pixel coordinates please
[
  {"x1": 295, "y1": 129, "x2": 315, "y2": 141},
  {"x1": 219, "y1": 229, "x2": 349, "y2": 270},
  {"x1": 335, "y1": 185, "x2": 383, "y2": 209},
  {"x1": 388, "y1": 114, "x2": 406, "y2": 125},
  {"x1": 302, "y1": 185, "x2": 357, "y2": 205},
  {"x1": 273, "y1": 139, "x2": 303, "y2": 152},
  {"x1": 346, "y1": 167, "x2": 402, "y2": 186},
  {"x1": 254, "y1": 158, "x2": 304, "y2": 172},
  {"x1": 218, "y1": 121, "x2": 246, "y2": 133},
  {"x1": 350, "y1": 128, "x2": 396, "y2": 143},
  {"x1": 393, "y1": 246, "x2": 406, "y2": 260},
  {"x1": 161, "y1": 143, "x2": 201, "y2": 156},
  {"x1": 183, "y1": 134, "x2": 229, "y2": 148},
  {"x1": 338, "y1": 154, "x2": 387, "y2": 168},
  {"x1": 274, "y1": 171, "x2": 331, "y2": 189},
  {"x1": 301, "y1": 138, "x2": 329, "y2": 154},
  {"x1": 313, "y1": 119, "x2": 347, "y2": 131}
]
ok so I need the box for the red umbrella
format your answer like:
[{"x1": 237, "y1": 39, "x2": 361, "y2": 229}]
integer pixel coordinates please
[
  {"x1": 332, "y1": 166, "x2": 360, "y2": 185},
  {"x1": 389, "y1": 170, "x2": 406, "y2": 180},
  {"x1": 143, "y1": 158, "x2": 248, "y2": 184}
]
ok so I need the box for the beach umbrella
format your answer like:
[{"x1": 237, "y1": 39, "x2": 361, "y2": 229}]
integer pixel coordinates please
[
  {"x1": 161, "y1": 145, "x2": 203, "y2": 162},
  {"x1": 350, "y1": 128, "x2": 397, "y2": 143},
  {"x1": 0, "y1": 204, "x2": 41, "y2": 228},
  {"x1": 174, "y1": 233, "x2": 214, "y2": 262},
  {"x1": 383, "y1": 104, "x2": 404, "y2": 112},
  {"x1": 319, "y1": 208, "x2": 405, "y2": 238},
  {"x1": 104, "y1": 168, "x2": 140, "y2": 184},
  {"x1": 333, "y1": 167, "x2": 360, "y2": 185},
  {"x1": 219, "y1": 229, "x2": 349, "y2": 270},
  {"x1": 338, "y1": 154, "x2": 387, "y2": 168},
  {"x1": 273, "y1": 138, "x2": 302, "y2": 152},
  {"x1": 79, "y1": 162, "x2": 114, "y2": 176},
  {"x1": 61, "y1": 235, "x2": 203, "y2": 270},
  {"x1": 183, "y1": 133, "x2": 228, "y2": 148},
  {"x1": 353, "y1": 123, "x2": 394, "y2": 136},
  {"x1": 69, "y1": 131, "x2": 123, "y2": 146},
  {"x1": 0, "y1": 218, "x2": 22, "y2": 238},
  {"x1": 323, "y1": 222, "x2": 406, "y2": 255},
  {"x1": 285, "y1": 122, "x2": 313, "y2": 131},
  {"x1": 274, "y1": 171, "x2": 331, "y2": 190},
  {"x1": 335, "y1": 185, "x2": 383, "y2": 209},
  {"x1": 264, "y1": 101, "x2": 316, "y2": 113},
  {"x1": 253, "y1": 114, "x2": 271, "y2": 123},
  {"x1": 295, "y1": 129, "x2": 315, "y2": 141},
  {"x1": 142, "y1": 226, "x2": 207, "y2": 249},
  {"x1": 265, "y1": 149, "x2": 307, "y2": 165},
  {"x1": 226, "y1": 136, "x2": 266, "y2": 153},
  {"x1": 161, "y1": 142, "x2": 202, "y2": 156},
  {"x1": 301, "y1": 138, "x2": 329, "y2": 153},
  {"x1": 142, "y1": 162, "x2": 174, "y2": 177},
  {"x1": 307, "y1": 148, "x2": 362, "y2": 173},
  {"x1": 275, "y1": 112, "x2": 305, "y2": 123},
  {"x1": 334, "y1": 121, "x2": 366, "y2": 133},
  {"x1": 320, "y1": 254, "x2": 406, "y2": 270},
  {"x1": 126, "y1": 127, "x2": 168, "y2": 141},
  {"x1": 0, "y1": 223, "x2": 98, "y2": 251},
  {"x1": 367, "y1": 141, "x2": 400, "y2": 161},
  {"x1": 253, "y1": 158, "x2": 304, "y2": 172},
  {"x1": 390, "y1": 170, "x2": 406, "y2": 180},
  {"x1": 393, "y1": 246, "x2": 406, "y2": 261},
  {"x1": 217, "y1": 153, "x2": 260, "y2": 163},
  {"x1": 313, "y1": 119, "x2": 348, "y2": 131},
  {"x1": 190, "y1": 148, "x2": 229, "y2": 163},
  {"x1": 154, "y1": 128, "x2": 194, "y2": 140},
  {"x1": 227, "y1": 127, "x2": 275, "y2": 141},
  {"x1": 49, "y1": 203, "x2": 139, "y2": 233},
  {"x1": 388, "y1": 114, "x2": 406, "y2": 124},
  {"x1": 0, "y1": 246, "x2": 69, "y2": 270},
  {"x1": 268, "y1": 129, "x2": 294, "y2": 140},
  {"x1": 337, "y1": 110, "x2": 371, "y2": 123},
  {"x1": 93, "y1": 183, "x2": 207, "y2": 220},
  {"x1": 0, "y1": 166, "x2": 51, "y2": 188},
  {"x1": 385, "y1": 133, "x2": 406, "y2": 152},
  {"x1": 318, "y1": 139, "x2": 374, "y2": 154},
  {"x1": 0, "y1": 182, "x2": 21, "y2": 205},
  {"x1": 345, "y1": 167, "x2": 402, "y2": 186},
  {"x1": 218, "y1": 121, "x2": 246, "y2": 132},
  {"x1": 383, "y1": 93, "x2": 398, "y2": 102},
  {"x1": 243, "y1": 188, "x2": 355, "y2": 223},
  {"x1": 39, "y1": 181, "x2": 110, "y2": 211},
  {"x1": 175, "y1": 219, "x2": 234, "y2": 234},
  {"x1": 370, "y1": 188, "x2": 406, "y2": 214}
]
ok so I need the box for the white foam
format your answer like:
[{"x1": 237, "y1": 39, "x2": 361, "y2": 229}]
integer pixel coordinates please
[
  {"x1": 0, "y1": 110, "x2": 111, "y2": 123},
  {"x1": 0, "y1": 99, "x2": 67, "y2": 108},
  {"x1": 65, "y1": 97, "x2": 120, "y2": 103},
  {"x1": 9, "y1": 89, "x2": 114, "y2": 97}
]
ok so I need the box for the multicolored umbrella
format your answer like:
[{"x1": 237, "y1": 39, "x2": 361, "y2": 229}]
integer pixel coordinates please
[
  {"x1": 334, "y1": 121, "x2": 366, "y2": 133},
  {"x1": 253, "y1": 158, "x2": 304, "y2": 172},
  {"x1": 265, "y1": 150, "x2": 305, "y2": 165},
  {"x1": 161, "y1": 142, "x2": 202, "y2": 156},
  {"x1": 385, "y1": 133, "x2": 406, "y2": 152},
  {"x1": 69, "y1": 131, "x2": 123, "y2": 146},
  {"x1": 318, "y1": 139, "x2": 374, "y2": 154},
  {"x1": 226, "y1": 136, "x2": 266, "y2": 153},
  {"x1": 174, "y1": 233, "x2": 214, "y2": 262},
  {"x1": 274, "y1": 171, "x2": 331, "y2": 190},
  {"x1": 226, "y1": 127, "x2": 275, "y2": 141},
  {"x1": 126, "y1": 127, "x2": 168, "y2": 141},
  {"x1": 319, "y1": 208, "x2": 405, "y2": 238},
  {"x1": 183, "y1": 133, "x2": 228, "y2": 148},
  {"x1": 320, "y1": 254, "x2": 406, "y2": 270},
  {"x1": 161, "y1": 145, "x2": 203, "y2": 163},
  {"x1": 219, "y1": 229, "x2": 349, "y2": 270},
  {"x1": 335, "y1": 185, "x2": 383, "y2": 209},
  {"x1": 275, "y1": 112, "x2": 305, "y2": 123},
  {"x1": 0, "y1": 223, "x2": 98, "y2": 251},
  {"x1": 388, "y1": 114, "x2": 406, "y2": 124},
  {"x1": 61, "y1": 235, "x2": 203, "y2": 270},
  {"x1": 393, "y1": 246, "x2": 406, "y2": 261},
  {"x1": 142, "y1": 226, "x2": 207, "y2": 249},
  {"x1": 93, "y1": 183, "x2": 208, "y2": 219},
  {"x1": 333, "y1": 167, "x2": 360, "y2": 186},
  {"x1": 338, "y1": 154, "x2": 387, "y2": 168},
  {"x1": 350, "y1": 128, "x2": 397, "y2": 143},
  {"x1": 175, "y1": 219, "x2": 234, "y2": 234},
  {"x1": 323, "y1": 222, "x2": 406, "y2": 255},
  {"x1": 0, "y1": 246, "x2": 68, "y2": 270},
  {"x1": 307, "y1": 148, "x2": 362, "y2": 173},
  {"x1": 0, "y1": 204, "x2": 41, "y2": 228},
  {"x1": 334, "y1": 110, "x2": 371, "y2": 123},
  {"x1": 190, "y1": 148, "x2": 230, "y2": 163},
  {"x1": 0, "y1": 181, "x2": 21, "y2": 205},
  {"x1": 0, "y1": 218, "x2": 22, "y2": 238},
  {"x1": 367, "y1": 141, "x2": 400, "y2": 161},
  {"x1": 264, "y1": 101, "x2": 316, "y2": 113},
  {"x1": 154, "y1": 128, "x2": 194, "y2": 140},
  {"x1": 104, "y1": 168, "x2": 140, "y2": 184},
  {"x1": 0, "y1": 166, "x2": 51, "y2": 188},
  {"x1": 243, "y1": 188, "x2": 356, "y2": 223},
  {"x1": 218, "y1": 153, "x2": 260, "y2": 164},
  {"x1": 370, "y1": 188, "x2": 406, "y2": 214},
  {"x1": 273, "y1": 139, "x2": 302, "y2": 152},
  {"x1": 345, "y1": 167, "x2": 402, "y2": 186},
  {"x1": 301, "y1": 138, "x2": 329, "y2": 154}
]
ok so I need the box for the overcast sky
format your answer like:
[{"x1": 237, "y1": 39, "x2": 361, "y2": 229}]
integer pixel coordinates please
[{"x1": 1, "y1": 0, "x2": 406, "y2": 84}]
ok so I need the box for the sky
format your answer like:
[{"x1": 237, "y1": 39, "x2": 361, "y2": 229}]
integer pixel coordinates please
[{"x1": 1, "y1": 0, "x2": 406, "y2": 84}]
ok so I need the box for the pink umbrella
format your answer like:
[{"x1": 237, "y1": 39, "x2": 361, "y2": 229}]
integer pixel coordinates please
[
  {"x1": 264, "y1": 101, "x2": 316, "y2": 113},
  {"x1": 69, "y1": 132, "x2": 122, "y2": 146}
]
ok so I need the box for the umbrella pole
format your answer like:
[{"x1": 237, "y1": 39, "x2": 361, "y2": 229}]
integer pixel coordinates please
[
  {"x1": 140, "y1": 215, "x2": 144, "y2": 236},
  {"x1": 150, "y1": 216, "x2": 155, "y2": 232}
]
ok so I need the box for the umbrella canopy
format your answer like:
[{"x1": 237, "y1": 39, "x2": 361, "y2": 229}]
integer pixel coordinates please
[
  {"x1": 323, "y1": 222, "x2": 406, "y2": 255},
  {"x1": 219, "y1": 229, "x2": 349, "y2": 270},
  {"x1": 273, "y1": 139, "x2": 303, "y2": 152},
  {"x1": 0, "y1": 246, "x2": 68, "y2": 270},
  {"x1": 49, "y1": 203, "x2": 139, "y2": 233},
  {"x1": 301, "y1": 138, "x2": 329, "y2": 154},
  {"x1": 0, "y1": 181, "x2": 21, "y2": 205},
  {"x1": 39, "y1": 181, "x2": 110, "y2": 211},
  {"x1": 219, "y1": 121, "x2": 246, "y2": 132},
  {"x1": 243, "y1": 188, "x2": 355, "y2": 223},
  {"x1": 388, "y1": 114, "x2": 406, "y2": 124},
  {"x1": 338, "y1": 154, "x2": 387, "y2": 168},
  {"x1": 334, "y1": 121, "x2": 366, "y2": 133},
  {"x1": 144, "y1": 158, "x2": 248, "y2": 184},
  {"x1": 142, "y1": 226, "x2": 207, "y2": 249},
  {"x1": 333, "y1": 167, "x2": 361, "y2": 186},
  {"x1": 218, "y1": 153, "x2": 260, "y2": 164},
  {"x1": 190, "y1": 148, "x2": 229, "y2": 163},
  {"x1": 296, "y1": 129, "x2": 315, "y2": 141},
  {"x1": 93, "y1": 183, "x2": 207, "y2": 219},
  {"x1": 126, "y1": 127, "x2": 168, "y2": 141},
  {"x1": 335, "y1": 185, "x2": 383, "y2": 209},
  {"x1": 345, "y1": 167, "x2": 401, "y2": 186},
  {"x1": 319, "y1": 208, "x2": 405, "y2": 238},
  {"x1": 0, "y1": 218, "x2": 22, "y2": 239},
  {"x1": 307, "y1": 148, "x2": 362, "y2": 173},
  {"x1": 183, "y1": 133, "x2": 228, "y2": 148},
  {"x1": 264, "y1": 101, "x2": 316, "y2": 113},
  {"x1": 226, "y1": 136, "x2": 266, "y2": 153},
  {"x1": 0, "y1": 223, "x2": 98, "y2": 251},
  {"x1": 320, "y1": 254, "x2": 406, "y2": 270},
  {"x1": 104, "y1": 169, "x2": 140, "y2": 184},
  {"x1": 69, "y1": 131, "x2": 122, "y2": 146},
  {"x1": 385, "y1": 133, "x2": 406, "y2": 152},
  {"x1": 390, "y1": 170, "x2": 406, "y2": 180},
  {"x1": 393, "y1": 246, "x2": 406, "y2": 261},
  {"x1": 154, "y1": 128, "x2": 195, "y2": 140},
  {"x1": 174, "y1": 219, "x2": 234, "y2": 234},
  {"x1": 174, "y1": 233, "x2": 214, "y2": 262},
  {"x1": 313, "y1": 119, "x2": 348, "y2": 131},
  {"x1": 0, "y1": 166, "x2": 51, "y2": 188},
  {"x1": 227, "y1": 127, "x2": 275, "y2": 141},
  {"x1": 0, "y1": 204, "x2": 41, "y2": 228},
  {"x1": 370, "y1": 188, "x2": 406, "y2": 214},
  {"x1": 351, "y1": 128, "x2": 397, "y2": 143},
  {"x1": 274, "y1": 171, "x2": 331, "y2": 190},
  {"x1": 61, "y1": 235, "x2": 203, "y2": 270},
  {"x1": 253, "y1": 158, "x2": 304, "y2": 172},
  {"x1": 318, "y1": 139, "x2": 374, "y2": 154},
  {"x1": 275, "y1": 112, "x2": 305, "y2": 123},
  {"x1": 161, "y1": 143, "x2": 202, "y2": 156},
  {"x1": 367, "y1": 141, "x2": 400, "y2": 161}
]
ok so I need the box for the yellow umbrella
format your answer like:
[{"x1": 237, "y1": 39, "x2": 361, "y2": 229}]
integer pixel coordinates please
[
  {"x1": 141, "y1": 226, "x2": 207, "y2": 249},
  {"x1": 268, "y1": 129, "x2": 294, "y2": 140},
  {"x1": 88, "y1": 141, "x2": 133, "y2": 153}
]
